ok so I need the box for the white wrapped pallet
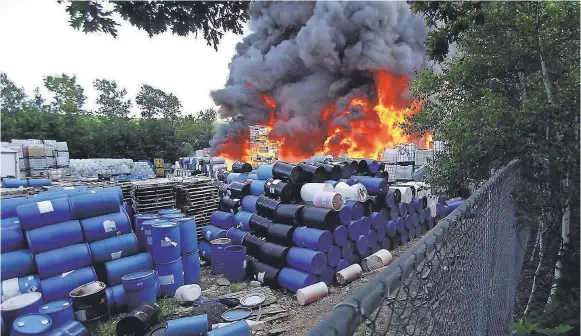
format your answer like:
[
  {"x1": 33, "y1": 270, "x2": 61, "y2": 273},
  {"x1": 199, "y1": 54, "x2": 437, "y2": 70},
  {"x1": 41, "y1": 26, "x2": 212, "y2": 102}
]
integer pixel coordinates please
[{"x1": 55, "y1": 142, "x2": 68, "y2": 151}]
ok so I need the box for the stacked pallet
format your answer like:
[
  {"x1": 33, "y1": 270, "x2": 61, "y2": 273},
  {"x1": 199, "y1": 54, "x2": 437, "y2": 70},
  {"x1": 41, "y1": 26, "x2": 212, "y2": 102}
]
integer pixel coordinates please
[
  {"x1": 130, "y1": 179, "x2": 177, "y2": 215},
  {"x1": 175, "y1": 177, "x2": 219, "y2": 241}
]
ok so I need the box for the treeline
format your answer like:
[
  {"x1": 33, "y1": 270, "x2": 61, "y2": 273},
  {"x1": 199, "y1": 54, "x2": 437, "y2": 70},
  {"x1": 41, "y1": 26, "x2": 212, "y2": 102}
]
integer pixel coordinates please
[{"x1": 0, "y1": 73, "x2": 215, "y2": 161}]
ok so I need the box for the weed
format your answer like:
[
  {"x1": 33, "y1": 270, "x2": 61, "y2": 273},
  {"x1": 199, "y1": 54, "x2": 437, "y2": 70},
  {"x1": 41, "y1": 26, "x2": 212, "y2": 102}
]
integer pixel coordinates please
[
  {"x1": 159, "y1": 297, "x2": 180, "y2": 319},
  {"x1": 229, "y1": 282, "x2": 245, "y2": 293},
  {"x1": 97, "y1": 316, "x2": 121, "y2": 336}
]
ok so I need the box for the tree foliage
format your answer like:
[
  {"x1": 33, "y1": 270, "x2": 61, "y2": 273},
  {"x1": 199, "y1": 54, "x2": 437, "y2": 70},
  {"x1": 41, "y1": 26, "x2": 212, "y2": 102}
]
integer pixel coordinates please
[
  {"x1": 410, "y1": 1, "x2": 579, "y2": 333},
  {"x1": 135, "y1": 84, "x2": 181, "y2": 120},
  {"x1": 0, "y1": 73, "x2": 216, "y2": 162},
  {"x1": 63, "y1": 1, "x2": 249, "y2": 50}
]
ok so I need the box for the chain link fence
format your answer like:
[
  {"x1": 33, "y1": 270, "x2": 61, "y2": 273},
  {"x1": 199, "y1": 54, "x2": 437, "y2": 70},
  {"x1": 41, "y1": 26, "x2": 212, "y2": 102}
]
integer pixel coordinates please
[{"x1": 309, "y1": 160, "x2": 529, "y2": 336}]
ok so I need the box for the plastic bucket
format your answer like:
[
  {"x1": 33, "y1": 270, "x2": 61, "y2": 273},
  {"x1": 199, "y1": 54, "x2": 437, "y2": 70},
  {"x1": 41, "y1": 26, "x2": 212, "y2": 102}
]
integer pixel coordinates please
[
  {"x1": 222, "y1": 246, "x2": 246, "y2": 283},
  {"x1": 333, "y1": 225, "x2": 348, "y2": 246},
  {"x1": 155, "y1": 259, "x2": 184, "y2": 297},
  {"x1": 300, "y1": 183, "x2": 333, "y2": 202},
  {"x1": 278, "y1": 268, "x2": 318, "y2": 293},
  {"x1": 286, "y1": 248, "x2": 326, "y2": 275},
  {"x1": 249, "y1": 180, "x2": 266, "y2": 196},
  {"x1": 88, "y1": 233, "x2": 139, "y2": 264},
  {"x1": 182, "y1": 251, "x2": 201, "y2": 285},
  {"x1": 104, "y1": 253, "x2": 154, "y2": 286},
  {"x1": 35, "y1": 243, "x2": 92, "y2": 280},
  {"x1": 151, "y1": 222, "x2": 180, "y2": 264},
  {"x1": 1, "y1": 292, "x2": 44, "y2": 331},
  {"x1": 69, "y1": 281, "x2": 110, "y2": 332},
  {"x1": 16, "y1": 198, "x2": 74, "y2": 231},
  {"x1": 264, "y1": 179, "x2": 294, "y2": 202},
  {"x1": 326, "y1": 246, "x2": 341, "y2": 267},
  {"x1": 300, "y1": 206, "x2": 338, "y2": 230},
  {"x1": 210, "y1": 238, "x2": 232, "y2": 275},
  {"x1": 226, "y1": 228, "x2": 248, "y2": 245},
  {"x1": 199, "y1": 241, "x2": 212, "y2": 262},
  {"x1": 292, "y1": 227, "x2": 332, "y2": 252},
  {"x1": 38, "y1": 300, "x2": 74, "y2": 328},
  {"x1": 166, "y1": 315, "x2": 208, "y2": 336},
  {"x1": 1, "y1": 275, "x2": 40, "y2": 301},
  {"x1": 39, "y1": 267, "x2": 97, "y2": 302},
  {"x1": 246, "y1": 257, "x2": 280, "y2": 288},
  {"x1": 1, "y1": 250, "x2": 35, "y2": 281},
  {"x1": 256, "y1": 242, "x2": 289, "y2": 269},
  {"x1": 248, "y1": 214, "x2": 272, "y2": 237},
  {"x1": 25, "y1": 220, "x2": 83, "y2": 255},
  {"x1": 256, "y1": 165, "x2": 274, "y2": 180},
  {"x1": 233, "y1": 212, "x2": 253, "y2": 230},
  {"x1": 343, "y1": 200, "x2": 364, "y2": 219},
  {"x1": 70, "y1": 192, "x2": 120, "y2": 220},
  {"x1": 116, "y1": 302, "x2": 160, "y2": 336},
  {"x1": 240, "y1": 195, "x2": 258, "y2": 213},
  {"x1": 105, "y1": 285, "x2": 127, "y2": 312},
  {"x1": 207, "y1": 320, "x2": 249, "y2": 336},
  {"x1": 2, "y1": 226, "x2": 23, "y2": 253},
  {"x1": 255, "y1": 196, "x2": 280, "y2": 218},
  {"x1": 10, "y1": 313, "x2": 52, "y2": 336},
  {"x1": 273, "y1": 204, "x2": 304, "y2": 226},
  {"x1": 209, "y1": 211, "x2": 236, "y2": 230},
  {"x1": 241, "y1": 234, "x2": 265, "y2": 256},
  {"x1": 341, "y1": 241, "x2": 353, "y2": 259},
  {"x1": 201, "y1": 225, "x2": 227, "y2": 242},
  {"x1": 298, "y1": 163, "x2": 327, "y2": 183},
  {"x1": 297, "y1": 282, "x2": 328, "y2": 306},
  {"x1": 140, "y1": 219, "x2": 169, "y2": 253},
  {"x1": 338, "y1": 206, "x2": 352, "y2": 226},
  {"x1": 80, "y1": 210, "x2": 131, "y2": 243}
]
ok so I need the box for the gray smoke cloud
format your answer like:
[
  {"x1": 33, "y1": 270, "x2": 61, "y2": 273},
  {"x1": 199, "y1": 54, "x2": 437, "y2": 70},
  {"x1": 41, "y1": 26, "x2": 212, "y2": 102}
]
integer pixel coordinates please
[{"x1": 210, "y1": 1, "x2": 427, "y2": 156}]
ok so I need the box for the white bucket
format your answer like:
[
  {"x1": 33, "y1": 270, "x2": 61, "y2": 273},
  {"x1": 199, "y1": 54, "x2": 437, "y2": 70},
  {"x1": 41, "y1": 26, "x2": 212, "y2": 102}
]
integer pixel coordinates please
[
  {"x1": 334, "y1": 182, "x2": 368, "y2": 202},
  {"x1": 389, "y1": 186, "x2": 413, "y2": 204},
  {"x1": 427, "y1": 195, "x2": 438, "y2": 217},
  {"x1": 312, "y1": 191, "x2": 344, "y2": 210},
  {"x1": 362, "y1": 249, "x2": 393, "y2": 271},
  {"x1": 296, "y1": 281, "x2": 328, "y2": 306},
  {"x1": 301, "y1": 183, "x2": 334, "y2": 202},
  {"x1": 336, "y1": 264, "x2": 363, "y2": 286},
  {"x1": 174, "y1": 284, "x2": 202, "y2": 302}
]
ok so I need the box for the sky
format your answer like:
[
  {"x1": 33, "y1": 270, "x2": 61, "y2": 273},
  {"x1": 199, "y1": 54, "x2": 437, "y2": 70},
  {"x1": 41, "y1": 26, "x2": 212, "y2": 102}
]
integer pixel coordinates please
[{"x1": 0, "y1": 0, "x2": 247, "y2": 117}]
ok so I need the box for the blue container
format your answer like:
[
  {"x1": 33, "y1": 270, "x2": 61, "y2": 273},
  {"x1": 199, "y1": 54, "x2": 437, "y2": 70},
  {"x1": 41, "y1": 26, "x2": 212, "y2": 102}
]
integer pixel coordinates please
[
  {"x1": 122, "y1": 271, "x2": 158, "y2": 311},
  {"x1": 333, "y1": 225, "x2": 348, "y2": 246},
  {"x1": 35, "y1": 243, "x2": 92, "y2": 280},
  {"x1": 365, "y1": 160, "x2": 380, "y2": 174},
  {"x1": 158, "y1": 208, "x2": 181, "y2": 216},
  {"x1": 369, "y1": 212, "x2": 385, "y2": 230},
  {"x1": 399, "y1": 232, "x2": 409, "y2": 245},
  {"x1": 381, "y1": 237, "x2": 391, "y2": 250},
  {"x1": 374, "y1": 223, "x2": 386, "y2": 241},
  {"x1": 155, "y1": 258, "x2": 184, "y2": 297},
  {"x1": 1, "y1": 217, "x2": 20, "y2": 228},
  {"x1": 278, "y1": 268, "x2": 318, "y2": 293},
  {"x1": 80, "y1": 210, "x2": 131, "y2": 243},
  {"x1": 357, "y1": 177, "x2": 388, "y2": 196},
  {"x1": 1, "y1": 275, "x2": 41, "y2": 298},
  {"x1": 411, "y1": 213, "x2": 419, "y2": 227},
  {"x1": 134, "y1": 214, "x2": 158, "y2": 251},
  {"x1": 389, "y1": 207, "x2": 399, "y2": 221},
  {"x1": 385, "y1": 220, "x2": 397, "y2": 238},
  {"x1": 446, "y1": 199, "x2": 464, "y2": 212},
  {"x1": 343, "y1": 200, "x2": 363, "y2": 219},
  {"x1": 27, "y1": 179, "x2": 52, "y2": 188},
  {"x1": 404, "y1": 214, "x2": 413, "y2": 230},
  {"x1": 44, "y1": 321, "x2": 88, "y2": 336},
  {"x1": 398, "y1": 203, "x2": 408, "y2": 217},
  {"x1": 336, "y1": 259, "x2": 350, "y2": 272},
  {"x1": 256, "y1": 165, "x2": 273, "y2": 180},
  {"x1": 418, "y1": 209, "x2": 426, "y2": 224},
  {"x1": 25, "y1": 220, "x2": 83, "y2": 254},
  {"x1": 201, "y1": 225, "x2": 227, "y2": 242},
  {"x1": 16, "y1": 198, "x2": 75, "y2": 231},
  {"x1": 70, "y1": 192, "x2": 120, "y2": 220},
  {"x1": 2, "y1": 226, "x2": 23, "y2": 253},
  {"x1": 347, "y1": 254, "x2": 360, "y2": 266},
  {"x1": 341, "y1": 241, "x2": 353, "y2": 259},
  {"x1": 426, "y1": 211, "x2": 434, "y2": 229},
  {"x1": 395, "y1": 217, "x2": 406, "y2": 234},
  {"x1": 38, "y1": 300, "x2": 74, "y2": 328},
  {"x1": 175, "y1": 217, "x2": 198, "y2": 254},
  {"x1": 1, "y1": 198, "x2": 29, "y2": 219},
  {"x1": 141, "y1": 219, "x2": 169, "y2": 253},
  {"x1": 0, "y1": 292, "x2": 44, "y2": 332},
  {"x1": 346, "y1": 220, "x2": 361, "y2": 241},
  {"x1": 233, "y1": 212, "x2": 253, "y2": 230},
  {"x1": 370, "y1": 240, "x2": 380, "y2": 254},
  {"x1": 88, "y1": 233, "x2": 139, "y2": 264},
  {"x1": 10, "y1": 313, "x2": 52, "y2": 336},
  {"x1": 409, "y1": 199, "x2": 421, "y2": 214},
  {"x1": 210, "y1": 238, "x2": 232, "y2": 275},
  {"x1": 39, "y1": 267, "x2": 97, "y2": 302},
  {"x1": 250, "y1": 180, "x2": 266, "y2": 196},
  {"x1": 165, "y1": 315, "x2": 208, "y2": 336},
  {"x1": 151, "y1": 222, "x2": 181, "y2": 264},
  {"x1": 2, "y1": 179, "x2": 28, "y2": 188},
  {"x1": 292, "y1": 227, "x2": 333, "y2": 252},
  {"x1": 286, "y1": 247, "x2": 327, "y2": 275},
  {"x1": 223, "y1": 245, "x2": 246, "y2": 282},
  {"x1": 1, "y1": 250, "x2": 35, "y2": 280},
  {"x1": 385, "y1": 192, "x2": 396, "y2": 208},
  {"x1": 366, "y1": 230, "x2": 377, "y2": 244},
  {"x1": 318, "y1": 266, "x2": 335, "y2": 286},
  {"x1": 209, "y1": 211, "x2": 236, "y2": 230},
  {"x1": 160, "y1": 213, "x2": 185, "y2": 221},
  {"x1": 326, "y1": 246, "x2": 341, "y2": 267},
  {"x1": 247, "y1": 173, "x2": 258, "y2": 180},
  {"x1": 82, "y1": 187, "x2": 123, "y2": 204},
  {"x1": 104, "y1": 253, "x2": 154, "y2": 286},
  {"x1": 355, "y1": 235, "x2": 368, "y2": 255},
  {"x1": 182, "y1": 251, "x2": 201, "y2": 285},
  {"x1": 199, "y1": 242, "x2": 212, "y2": 262},
  {"x1": 415, "y1": 225, "x2": 422, "y2": 238},
  {"x1": 105, "y1": 285, "x2": 127, "y2": 311},
  {"x1": 225, "y1": 173, "x2": 248, "y2": 183},
  {"x1": 240, "y1": 195, "x2": 259, "y2": 213},
  {"x1": 338, "y1": 206, "x2": 352, "y2": 226},
  {"x1": 206, "y1": 320, "x2": 249, "y2": 336},
  {"x1": 226, "y1": 228, "x2": 248, "y2": 245},
  {"x1": 359, "y1": 217, "x2": 371, "y2": 234}
]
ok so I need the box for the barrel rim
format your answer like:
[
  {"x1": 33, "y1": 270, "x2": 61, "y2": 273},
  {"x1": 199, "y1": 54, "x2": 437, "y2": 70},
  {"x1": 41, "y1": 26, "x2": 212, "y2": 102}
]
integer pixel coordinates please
[
  {"x1": 210, "y1": 237, "x2": 232, "y2": 245},
  {"x1": 151, "y1": 222, "x2": 178, "y2": 229},
  {"x1": 0, "y1": 292, "x2": 42, "y2": 311},
  {"x1": 224, "y1": 245, "x2": 246, "y2": 253},
  {"x1": 40, "y1": 299, "x2": 72, "y2": 313},
  {"x1": 69, "y1": 281, "x2": 106, "y2": 299},
  {"x1": 121, "y1": 269, "x2": 156, "y2": 282}
]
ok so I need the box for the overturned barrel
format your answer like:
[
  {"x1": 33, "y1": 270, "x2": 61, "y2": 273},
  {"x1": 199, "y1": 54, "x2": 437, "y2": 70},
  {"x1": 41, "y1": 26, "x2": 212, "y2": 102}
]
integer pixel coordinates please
[
  {"x1": 264, "y1": 178, "x2": 294, "y2": 202},
  {"x1": 298, "y1": 163, "x2": 327, "y2": 183},
  {"x1": 255, "y1": 196, "x2": 280, "y2": 218},
  {"x1": 272, "y1": 162, "x2": 303, "y2": 185},
  {"x1": 231, "y1": 161, "x2": 252, "y2": 173},
  {"x1": 299, "y1": 206, "x2": 338, "y2": 230},
  {"x1": 246, "y1": 257, "x2": 280, "y2": 288}
]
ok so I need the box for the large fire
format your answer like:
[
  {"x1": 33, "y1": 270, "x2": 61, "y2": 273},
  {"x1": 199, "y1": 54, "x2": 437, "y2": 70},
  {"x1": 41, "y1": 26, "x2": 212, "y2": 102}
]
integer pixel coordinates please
[{"x1": 216, "y1": 70, "x2": 432, "y2": 163}]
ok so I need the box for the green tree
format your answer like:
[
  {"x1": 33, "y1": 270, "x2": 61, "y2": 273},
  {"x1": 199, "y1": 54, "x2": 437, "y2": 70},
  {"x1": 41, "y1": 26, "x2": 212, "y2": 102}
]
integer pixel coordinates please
[
  {"x1": 43, "y1": 74, "x2": 86, "y2": 115},
  {"x1": 93, "y1": 78, "x2": 132, "y2": 118},
  {"x1": 135, "y1": 84, "x2": 182, "y2": 119},
  {"x1": 63, "y1": 1, "x2": 249, "y2": 51},
  {"x1": 0, "y1": 73, "x2": 27, "y2": 114}
]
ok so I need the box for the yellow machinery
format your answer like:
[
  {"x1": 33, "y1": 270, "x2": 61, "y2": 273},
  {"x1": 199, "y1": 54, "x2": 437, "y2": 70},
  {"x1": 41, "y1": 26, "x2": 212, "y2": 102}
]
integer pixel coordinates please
[{"x1": 154, "y1": 158, "x2": 165, "y2": 177}]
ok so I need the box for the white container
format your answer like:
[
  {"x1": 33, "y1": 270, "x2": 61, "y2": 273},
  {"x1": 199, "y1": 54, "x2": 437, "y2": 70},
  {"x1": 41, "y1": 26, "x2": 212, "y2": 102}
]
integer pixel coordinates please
[
  {"x1": 389, "y1": 186, "x2": 413, "y2": 204},
  {"x1": 336, "y1": 264, "x2": 363, "y2": 286},
  {"x1": 362, "y1": 249, "x2": 393, "y2": 271},
  {"x1": 427, "y1": 195, "x2": 438, "y2": 218},
  {"x1": 312, "y1": 191, "x2": 344, "y2": 210},
  {"x1": 300, "y1": 183, "x2": 334, "y2": 202},
  {"x1": 402, "y1": 182, "x2": 430, "y2": 199},
  {"x1": 296, "y1": 281, "x2": 328, "y2": 306},
  {"x1": 395, "y1": 165, "x2": 413, "y2": 180},
  {"x1": 334, "y1": 182, "x2": 368, "y2": 202},
  {"x1": 174, "y1": 284, "x2": 201, "y2": 302}
]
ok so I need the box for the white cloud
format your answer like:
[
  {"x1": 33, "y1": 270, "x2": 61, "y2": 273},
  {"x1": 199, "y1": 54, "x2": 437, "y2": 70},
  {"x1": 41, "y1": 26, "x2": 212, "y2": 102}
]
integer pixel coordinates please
[{"x1": 0, "y1": 0, "x2": 246, "y2": 117}]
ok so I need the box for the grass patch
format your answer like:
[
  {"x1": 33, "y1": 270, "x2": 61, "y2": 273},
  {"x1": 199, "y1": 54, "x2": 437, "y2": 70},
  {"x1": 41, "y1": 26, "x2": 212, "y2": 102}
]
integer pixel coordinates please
[
  {"x1": 97, "y1": 316, "x2": 121, "y2": 336},
  {"x1": 159, "y1": 297, "x2": 180, "y2": 319},
  {"x1": 229, "y1": 282, "x2": 245, "y2": 293}
]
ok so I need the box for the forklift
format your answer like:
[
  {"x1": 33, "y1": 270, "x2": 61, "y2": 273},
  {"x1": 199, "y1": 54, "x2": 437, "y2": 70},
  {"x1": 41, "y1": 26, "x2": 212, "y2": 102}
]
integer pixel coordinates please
[{"x1": 153, "y1": 158, "x2": 165, "y2": 177}]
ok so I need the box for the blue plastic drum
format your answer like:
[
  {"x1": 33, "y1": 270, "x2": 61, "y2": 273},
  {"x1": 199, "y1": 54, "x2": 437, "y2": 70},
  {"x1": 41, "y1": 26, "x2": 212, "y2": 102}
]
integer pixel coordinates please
[
  {"x1": 256, "y1": 165, "x2": 273, "y2": 180},
  {"x1": 249, "y1": 180, "x2": 266, "y2": 196},
  {"x1": 210, "y1": 238, "x2": 232, "y2": 275},
  {"x1": 122, "y1": 270, "x2": 158, "y2": 311},
  {"x1": 1, "y1": 198, "x2": 29, "y2": 219},
  {"x1": 332, "y1": 225, "x2": 347, "y2": 247},
  {"x1": 338, "y1": 206, "x2": 352, "y2": 226},
  {"x1": 336, "y1": 259, "x2": 350, "y2": 272},
  {"x1": 70, "y1": 192, "x2": 120, "y2": 220},
  {"x1": 175, "y1": 218, "x2": 198, "y2": 255},
  {"x1": 292, "y1": 227, "x2": 332, "y2": 252},
  {"x1": 201, "y1": 225, "x2": 227, "y2": 242},
  {"x1": 206, "y1": 320, "x2": 249, "y2": 336},
  {"x1": 2, "y1": 179, "x2": 28, "y2": 188},
  {"x1": 369, "y1": 212, "x2": 385, "y2": 230},
  {"x1": 39, "y1": 267, "x2": 97, "y2": 302},
  {"x1": 240, "y1": 195, "x2": 259, "y2": 213},
  {"x1": 374, "y1": 224, "x2": 386, "y2": 241},
  {"x1": 395, "y1": 217, "x2": 405, "y2": 234},
  {"x1": 346, "y1": 221, "x2": 361, "y2": 241},
  {"x1": 355, "y1": 235, "x2": 369, "y2": 255},
  {"x1": 10, "y1": 313, "x2": 52, "y2": 336},
  {"x1": 326, "y1": 246, "x2": 341, "y2": 267},
  {"x1": 343, "y1": 200, "x2": 364, "y2": 219},
  {"x1": 381, "y1": 237, "x2": 391, "y2": 250},
  {"x1": 286, "y1": 248, "x2": 327, "y2": 275},
  {"x1": 1, "y1": 250, "x2": 35, "y2": 280},
  {"x1": 26, "y1": 220, "x2": 83, "y2": 254},
  {"x1": 80, "y1": 210, "x2": 131, "y2": 243},
  {"x1": 160, "y1": 213, "x2": 185, "y2": 221},
  {"x1": 359, "y1": 217, "x2": 371, "y2": 234},
  {"x1": 155, "y1": 259, "x2": 184, "y2": 297},
  {"x1": 34, "y1": 243, "x2": 92, "y2": 280},
  {"x1": 1, "y1": 217, "x2": 20, "y2": 228},
  {"x1": 158, "y1": 208, "x2": 181, "y2": 216},
  {"x1": 199, "y1": 242, "x2": 212, "y2": 262},
  {"x1": 134, "y1": 214, "x2": 158, "y2": 251},
  {"x1": 43, "y1": 320, "x2": 88, "y2": 336},
  {"x1": 88, "y1": 233, "x2": 139, "y2": 264},
  {"x1": 151, "y1": 222, "x2": 181, "y2": 264},
  {"x1": 81, "y1": 187, "x2": 123, "y2": 204},
  {"x1": 319, "y1": 266, "x2": 335, "y2": 286},
  {"x1": 1, "y1": 275, "x2": 40, "y2": 299},
  {"x1": 1, "y1": 225, "x2": 23, "y2": 253},
  {"x1": 278, "y1": 268, "x2": 317, "y2": 293},
  {"x1": 226, "y1": 228, "x2": 248, "y2": 245},
  {"x1": 0, "y1": 292, "x2": 44, "y2": 331},
  {"x1": 165, "y1": 315, "x2": 208, "y2": 336},
  {"x1": 233, "y1": 212, "x2": 253, "y2": 230},
  {"x1": 182, "y1": 251, "x2": 201, "y2": 285},
  {"x1": 341, "y1": 241, "x2": 353, "y2": 259},
  {"x1": 141, "y1": 219, "x2": 169, "y2": 253},
  {"x1": 209, "y1": 211, "x2": 236, "y2": 230},
  {"x1": 16, "y1": 198, "x2": 75, "y2": 231},
  {"x1": 38, "y1": 300, "x2": 74, "y2": 328},
  {"x1": 105, "y1": 285, "x2": 127, "y2": 312},
  {"x1": 222, "y1": 246, "x2": 246, "y2": 283},
  {"x1": 104, "y1": 253, "x2": 154, "y2": 286}
]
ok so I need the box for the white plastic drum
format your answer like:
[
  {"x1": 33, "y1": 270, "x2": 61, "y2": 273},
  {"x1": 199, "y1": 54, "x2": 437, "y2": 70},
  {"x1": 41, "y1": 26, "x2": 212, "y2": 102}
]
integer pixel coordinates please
[
  {"x1": 296, "y1": 282, "x2": 328, "y2": 306},
  {"x1": 312, "y1": 192, "x2": 344, "y2": 211},
  {"x1": 334, "y1": 182, "x2": 368, "y2": 202},
  {"x1": 336, "y1": 264, "x2": 363, "y2": 286},
  {"x1": 389, "y1": 186, "x2": 413, "y2": 204},
  {"x1": 300, "y1": 183, "x2": 334, "y2": 202},
  {"x1": 362, "y1": 249, "x2": 393, "y2": 271}
]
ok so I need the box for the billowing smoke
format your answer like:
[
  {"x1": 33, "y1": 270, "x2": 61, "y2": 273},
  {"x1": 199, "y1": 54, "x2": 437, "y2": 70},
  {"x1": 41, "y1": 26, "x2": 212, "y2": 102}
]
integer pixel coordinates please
[{"x1": 210, "y1": 1, "x2": 427, "y2": 158}]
